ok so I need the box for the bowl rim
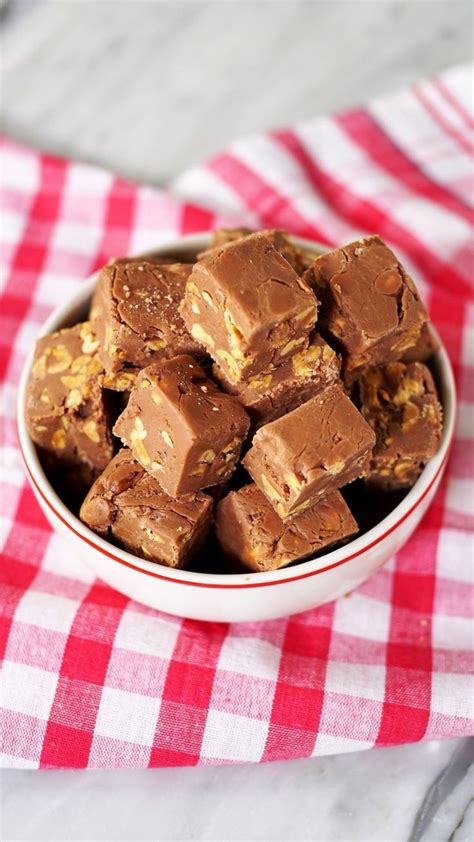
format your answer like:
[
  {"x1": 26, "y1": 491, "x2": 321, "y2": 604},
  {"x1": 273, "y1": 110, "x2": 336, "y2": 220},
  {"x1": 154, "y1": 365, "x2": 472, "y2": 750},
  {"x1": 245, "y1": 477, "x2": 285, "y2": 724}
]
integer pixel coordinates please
[{"x1": 17, "y1": 233, "x2": 457, "y2": 590}]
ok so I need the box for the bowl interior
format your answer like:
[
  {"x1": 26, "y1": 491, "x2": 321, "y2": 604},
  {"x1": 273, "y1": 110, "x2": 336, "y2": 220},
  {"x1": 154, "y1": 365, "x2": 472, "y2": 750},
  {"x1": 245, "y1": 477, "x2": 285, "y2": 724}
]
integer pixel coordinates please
[{"x1": 18, "y1": 233, "x2": 456, "y2": 585}]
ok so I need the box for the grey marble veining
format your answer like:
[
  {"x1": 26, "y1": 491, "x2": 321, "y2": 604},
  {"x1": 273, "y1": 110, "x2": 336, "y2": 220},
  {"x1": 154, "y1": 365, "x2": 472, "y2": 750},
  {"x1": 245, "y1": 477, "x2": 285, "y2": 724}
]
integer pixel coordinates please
[
  {"x1": 1, "y1": 2, "x2": 473, "y2": 840},
  {"x1": 1, "y1": 740, "x2": 473, "y2": 842}
]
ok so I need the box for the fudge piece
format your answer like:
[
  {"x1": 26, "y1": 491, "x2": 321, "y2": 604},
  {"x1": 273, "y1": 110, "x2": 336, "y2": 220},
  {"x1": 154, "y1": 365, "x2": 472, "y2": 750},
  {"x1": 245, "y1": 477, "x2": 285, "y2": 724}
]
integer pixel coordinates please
[
  {"x1": 113, "y1": 355, "x2": 250, "y2": 496},
  {"x1": 198, "y1": 227, "x2": 254, "y2": 256},
  {"x1": 180, "y1": 232, "x2": 318, "y2": 384},
  {"x1": 216, "y1": 484, "x2": 358, "y2": 571},
  {"x1": 80, "y1": 449, "x2": 212, "y2": 568},
  {"x1": 242, "y1": 384, "x2": 375, "y2": 520},
  {"x1": 304, "y1": 236, "x2": 427, "y2": 379},
  {"x1": 359, "y1": 362, "x2": 442, "y2": 490},
  {"x1": 401, "y1": 323, "x2": 439, "y2": 364},
  {"x1": 91, "y1": 259, "x2": 203, "y2": 373},
  {"x1": 26, "y1": 322, "x2": 114, "y2": 484},
  {"x1": 201, "y1": 228, "x2": 322, "y2": 275},
  {"x1": 213, "y1": 332, "x2": 341, "y2": 429}
]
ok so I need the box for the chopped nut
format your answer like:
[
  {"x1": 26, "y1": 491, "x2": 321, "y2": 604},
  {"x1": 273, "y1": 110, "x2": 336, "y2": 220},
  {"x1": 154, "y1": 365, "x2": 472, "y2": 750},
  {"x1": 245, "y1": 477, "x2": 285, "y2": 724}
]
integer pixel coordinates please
[
  {"x1": 80, "y1": 325, "x2": 100, "y2": 354},
  {"x1": 247, "y1": 373, "x2": 273, "y2": 391},
  {"x1": 402, "y1": 401, "x2": 420, "y2": 429},
  {"x1": 161, "y1": 430, "x2": 174, "y2": 448},
  {"x1": 392, "y1": 379, "x2": 424, "y2": 406},
  {"x1": 280, "y1": 337, "x2": 306, "y2": 356},
  {"x1": 130, "y1": 417, "x2": 150, "y2": 465},
  {"x1": 46, "y1": 345, "x2": 72, "y2": 374},
  {"x1": 32, "y1": 355, "x2": 47, "y2": 378},
  {"x1": 292, "y1": 345, "x2": 322, "y2": 378},
  {"x1": 295, "y1": 305, "x2": 317, "y2": 322},
  {"x1": 202, "y1": 290, "x2": 215, "y2": 308},
  {"x1": 224, "y1": 310, "x2": 244, "y2": 349},
  {"x1": 151, "y1": 392, "x2": 161, "y2": 405},
  {"x1": 283, "y1": 471, "x2": 304, "y2": 492},
  {"x1": 83, "y1": 419, "x2": 100, "y2": 443},
  {"x1": 191, "y1": 324, "x2": 215, "y2": 348},
  {"x1": 325, "y1": 458, "x2": 345, "y2": 475},
  {"x1": 145, "y1": 338, "x2": 167, "y2": 352},
  {"x1": 66, "y1": 388, "x2": 83, "y2": 409},
  {"x1": 216, "y1": 349, "x2": 241, "y2": 382},
  {"x1": 186, "y1": 280, "x2": 201, "y2": 297},
  {"x1": 200, "y1": 449, "x2": 216, "y2": 464},
  {"x1": 190, "y1": 464, "x2": 206, "y2": 477},
  {"x1": 51, "y1": 429, "x2": 66, "y2": 449},
  {"x1": 260, "y1": 474, "x2": 281, "y2": 502}
]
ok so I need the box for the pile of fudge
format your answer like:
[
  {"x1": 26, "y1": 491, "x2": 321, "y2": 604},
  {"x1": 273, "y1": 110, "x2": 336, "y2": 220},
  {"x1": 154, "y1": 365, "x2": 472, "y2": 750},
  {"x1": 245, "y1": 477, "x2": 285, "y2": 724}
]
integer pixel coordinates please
[{"x1": 26, "y1": 230, "x2": 443, "y2": 573}]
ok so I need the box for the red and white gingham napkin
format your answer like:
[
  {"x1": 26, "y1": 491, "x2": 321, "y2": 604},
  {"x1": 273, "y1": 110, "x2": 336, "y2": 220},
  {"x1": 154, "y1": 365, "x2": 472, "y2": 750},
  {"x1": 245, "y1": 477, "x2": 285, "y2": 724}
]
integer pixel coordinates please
[{"x1": 1, "y1": 64, "x2": 473, "y2": 769}]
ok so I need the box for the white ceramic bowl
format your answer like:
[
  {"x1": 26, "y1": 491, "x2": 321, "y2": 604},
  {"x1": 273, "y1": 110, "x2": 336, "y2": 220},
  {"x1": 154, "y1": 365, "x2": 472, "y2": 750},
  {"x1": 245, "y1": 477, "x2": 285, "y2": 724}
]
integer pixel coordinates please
[{"x1": 17, "y1": 234, "x2": 456, "y2": 623}]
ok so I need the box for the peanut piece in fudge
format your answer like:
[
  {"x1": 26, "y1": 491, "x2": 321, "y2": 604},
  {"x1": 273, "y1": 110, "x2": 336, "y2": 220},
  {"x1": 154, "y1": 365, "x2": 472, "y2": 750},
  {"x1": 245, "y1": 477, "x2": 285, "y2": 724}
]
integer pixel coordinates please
[
  {"x1": 213, "y1": 332, "x2": 341, "y2": 429},
  {"x1": 91, "y1": 259, "x2": 203, "y2": 373},
  {"x1": 304, "y1": 236, "x2": 427, "y2": 380},
  {"x1": 80, "y1": 449, "x2": 212, "y2": 568},
  {"x1": 401, "y1": 323, "x2": 439, "y2": 364},
  {"x1": 113, "y1": 356, "x2": 250, "y2": 496},
  {"x1": 200, "y1": 228, "x2": 323, "y2": 275},
  {"x1": 180, "y1": 232, "x2": 318, "y2": 384},
  {"x1": 242, "y1": 384, "x2": 375, "y2": 520},
  {"x1": 359, "y1": 362, "x2": 442, "y2": 490},
  {"x1": 26, "y1": 322, "x2": 114, "y2": 484},
  {"x1": 216, "y1": 484, "x2": 358, "y2": 572}
]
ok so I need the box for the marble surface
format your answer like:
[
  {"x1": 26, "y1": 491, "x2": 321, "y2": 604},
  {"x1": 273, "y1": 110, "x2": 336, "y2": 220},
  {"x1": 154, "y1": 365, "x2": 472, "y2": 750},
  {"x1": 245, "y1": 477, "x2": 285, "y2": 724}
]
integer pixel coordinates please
[
  {"x1": 1, "y1": 1, "x2": 473, "y2": 840},
  {"x1": 1, "y1": 739, "x2": 473, "y2": 841}
]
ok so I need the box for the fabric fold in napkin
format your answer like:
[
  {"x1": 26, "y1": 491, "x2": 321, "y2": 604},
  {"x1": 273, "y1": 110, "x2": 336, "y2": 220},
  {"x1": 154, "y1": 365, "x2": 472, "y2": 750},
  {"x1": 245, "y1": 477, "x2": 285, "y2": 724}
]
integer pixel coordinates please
[{"x1": 1, "y1": 63, "x2": 473, "y2": 769}]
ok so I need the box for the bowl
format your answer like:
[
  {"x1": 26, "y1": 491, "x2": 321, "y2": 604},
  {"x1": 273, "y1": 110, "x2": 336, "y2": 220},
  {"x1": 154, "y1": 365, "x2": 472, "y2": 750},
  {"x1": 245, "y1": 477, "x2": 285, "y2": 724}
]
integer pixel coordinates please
[{"x1": 17, "y1": 234, "x2": 456, "y2": 623}]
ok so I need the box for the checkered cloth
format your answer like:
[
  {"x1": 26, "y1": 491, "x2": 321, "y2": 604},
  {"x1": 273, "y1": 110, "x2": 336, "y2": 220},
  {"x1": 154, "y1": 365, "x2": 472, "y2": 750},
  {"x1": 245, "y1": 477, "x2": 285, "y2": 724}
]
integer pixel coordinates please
[{"x1": 1, "y1": 64, "x2": 473, "y2": 769}]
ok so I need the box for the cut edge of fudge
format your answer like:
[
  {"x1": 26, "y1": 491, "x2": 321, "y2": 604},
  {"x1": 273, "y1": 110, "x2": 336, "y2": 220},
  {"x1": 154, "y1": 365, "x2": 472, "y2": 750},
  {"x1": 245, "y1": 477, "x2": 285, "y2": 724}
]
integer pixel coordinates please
[
  {"x1": 359, "y1": 361, "x2": 443, "y2": 490},
  {"x1": 79, "y1": 448, "x2": 213, "y2": 568},
  {"x1": 242, "y1": 384, "x2": 376, "y2": 520},
  {"x1": 215, "y1": 483, "x2": 358, "y2": 571}
]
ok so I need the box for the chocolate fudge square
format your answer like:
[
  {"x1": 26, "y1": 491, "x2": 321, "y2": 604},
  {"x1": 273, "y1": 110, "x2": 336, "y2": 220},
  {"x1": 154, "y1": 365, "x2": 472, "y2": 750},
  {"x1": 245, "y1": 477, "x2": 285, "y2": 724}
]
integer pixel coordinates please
[
  {"x1": 113, "y1": 356, "x2": 250, "y2": 496},
  {"x1": 80, "y1": 449, "x2": 213, "y2": 568},
  {"x1": 214, "y1": 332, "x2": 341, "y2": 429},
  {"x1": 359, "y1": 361, "x2": 442, "y2": 490},
  {"x1": 304, "y1": 236, "x2": 427, "y2": 380},
  {"x1": 91, "y1": 259, "x2": 203, "y2": 373},
  {"x1": 180, "y1": 232, "x2": 318, "y2": 383},
  {"x1": 243, "y1": 384, "x2": 375, "y2": 520},
  {"x1": 26, "y1": 322, "x2": 113, "y2": 483},
  {"x1": 216, "y1": 484, "x2": 358, "y2": 572}
]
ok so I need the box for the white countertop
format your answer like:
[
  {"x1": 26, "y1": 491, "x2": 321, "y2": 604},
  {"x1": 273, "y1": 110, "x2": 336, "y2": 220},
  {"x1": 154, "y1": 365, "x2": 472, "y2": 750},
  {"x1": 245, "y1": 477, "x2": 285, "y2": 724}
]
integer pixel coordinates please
[{"x1": 1, "y1": 2, "x2": 473, "y2": 840}]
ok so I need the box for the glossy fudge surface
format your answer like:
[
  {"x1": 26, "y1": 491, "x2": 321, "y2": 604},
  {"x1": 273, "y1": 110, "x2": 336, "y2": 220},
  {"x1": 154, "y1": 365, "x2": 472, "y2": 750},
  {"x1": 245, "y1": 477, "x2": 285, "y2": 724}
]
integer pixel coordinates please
[
  {"x1": 305, "y1": 236, "x2": 427, "y2": 379},
  {"x1": 214, "y1": 332, "x2": 340, "y2": 429},
  {"x1": 180, "y1": 232, "x2": 318, "y2": 383},
  {"x1": 26, "y1": 322, "x2": 113, "y2": 485},
  {"x1": 80, "y1": 449, "x2": 213, "y2": 568},
  {"x1": 201, "y1": 228, "x2": 323, "y2": 276},
  {"x1": 243, "y1": 384, "x2": 375, "y2": 520},
  {"x1": 113, "y1": 355, "x2": 250, "y2": 496},
  {"x1": 359, "y1": 361, "x2": 443, "y2": 490},
  {"x1": 91, "y1": 259, "x2": 203, "y2": 373},
  {"x1": 216, "y1": 483, "x2": 358, "y2": 571}
]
